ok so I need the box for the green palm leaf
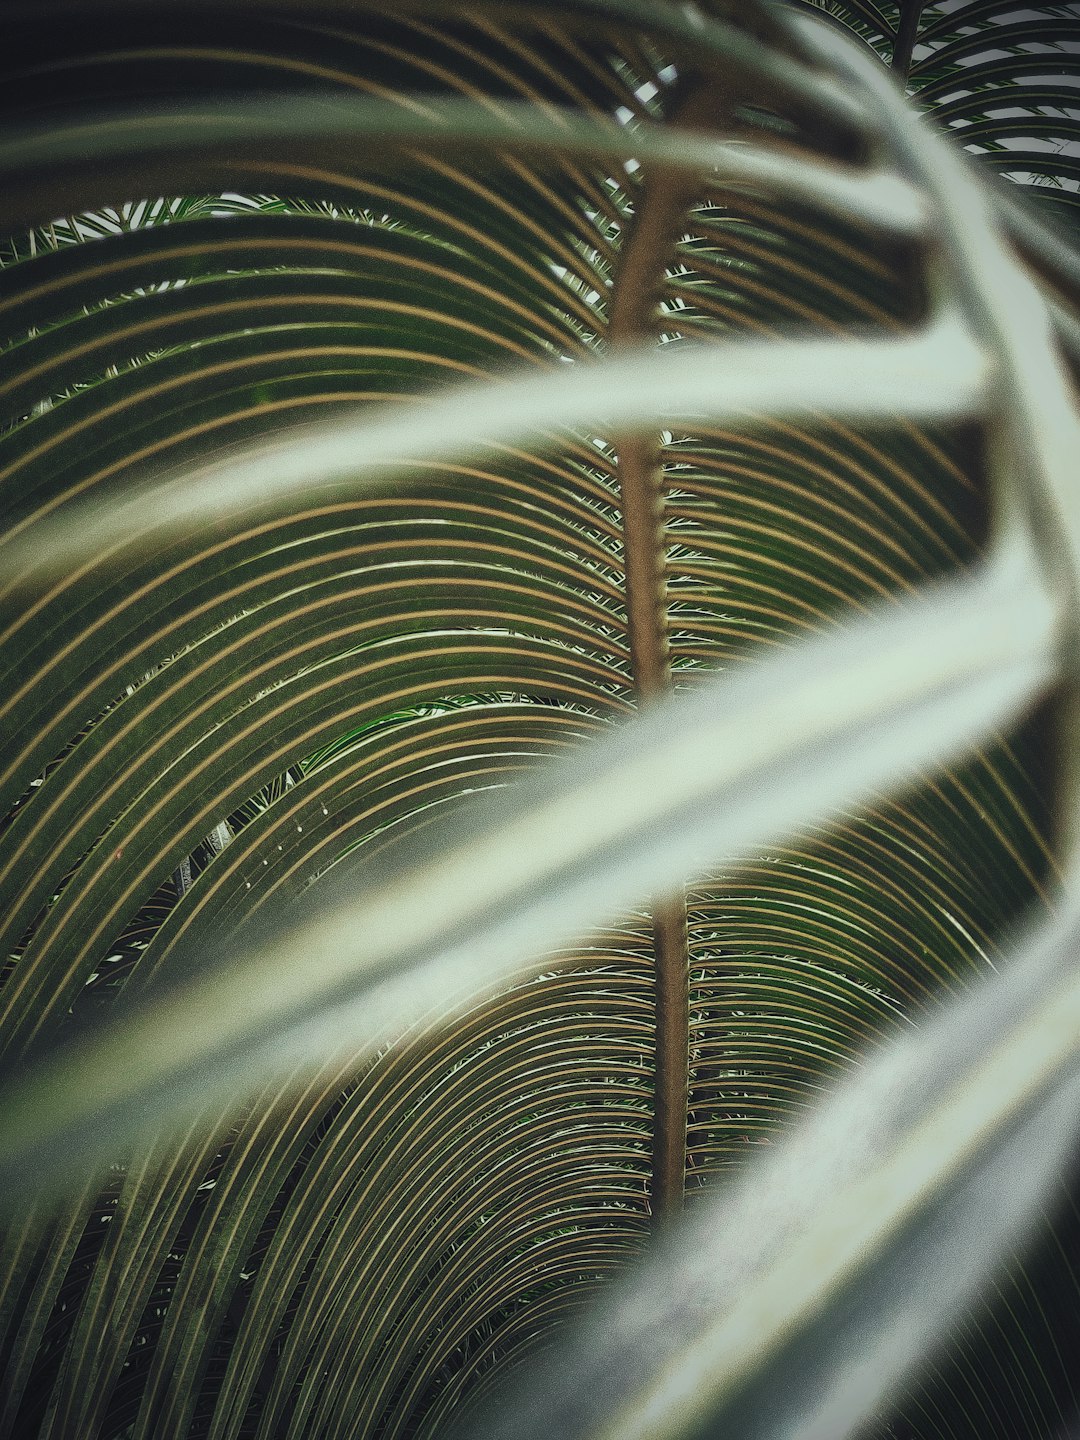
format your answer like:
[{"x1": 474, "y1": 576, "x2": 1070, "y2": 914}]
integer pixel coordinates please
[{"x1": 1, "y1": 4, "x2": 1080, "y2": 1440}]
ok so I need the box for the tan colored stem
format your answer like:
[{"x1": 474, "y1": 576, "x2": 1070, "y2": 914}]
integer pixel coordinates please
[
  {"x1": 608, "y1": 82, "x2": 722, "y2": 1226},
  {"x1": 892, "y1": 0, "x2": 926, "y2": 79}
]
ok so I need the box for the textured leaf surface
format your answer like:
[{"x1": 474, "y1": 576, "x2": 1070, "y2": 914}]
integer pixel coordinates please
[{"x1": 1, "y1": 4, "x2": 1079, "y2": 1440}]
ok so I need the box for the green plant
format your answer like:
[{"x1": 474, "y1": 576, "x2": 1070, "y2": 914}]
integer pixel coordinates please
[{"x1": 1, "y1": 3, "x2": 1079, "y2": 1439}]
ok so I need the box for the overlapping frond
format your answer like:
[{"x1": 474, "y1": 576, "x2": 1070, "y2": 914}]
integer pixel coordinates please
[{"x1": 1, "y1": 4, "x2": 1079, "y2": 1440}]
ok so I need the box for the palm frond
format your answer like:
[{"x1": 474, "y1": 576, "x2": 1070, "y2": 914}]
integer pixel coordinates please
[{"x1": 1, "y1": 5, "x2": 1080, "y2": 1440}]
